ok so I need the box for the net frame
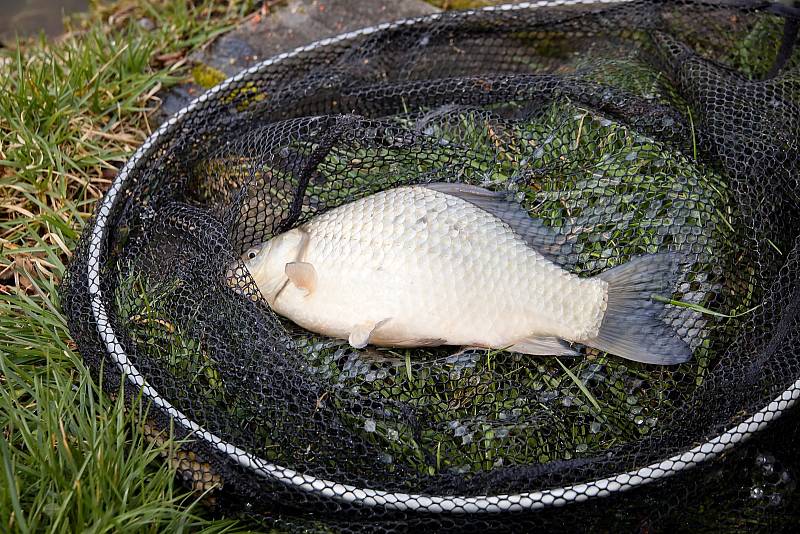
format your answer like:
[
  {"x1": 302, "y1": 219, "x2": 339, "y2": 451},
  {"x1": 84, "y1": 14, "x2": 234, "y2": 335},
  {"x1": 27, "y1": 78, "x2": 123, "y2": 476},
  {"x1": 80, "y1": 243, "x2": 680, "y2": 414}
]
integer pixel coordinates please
[{"x1": 79, "y1": 0, "x2": 800, "y2": 515}]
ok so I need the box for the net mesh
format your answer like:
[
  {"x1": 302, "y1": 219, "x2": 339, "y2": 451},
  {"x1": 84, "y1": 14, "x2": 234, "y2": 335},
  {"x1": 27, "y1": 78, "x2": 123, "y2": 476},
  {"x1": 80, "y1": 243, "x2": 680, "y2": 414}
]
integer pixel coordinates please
[{"x1": 62, "y1": 0, "x2": 800, "y2": 530}]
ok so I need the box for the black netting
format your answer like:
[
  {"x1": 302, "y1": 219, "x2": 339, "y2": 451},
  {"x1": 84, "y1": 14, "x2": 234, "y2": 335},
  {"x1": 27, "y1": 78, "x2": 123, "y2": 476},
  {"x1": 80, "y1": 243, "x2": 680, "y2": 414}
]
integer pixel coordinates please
[{"x1": 61, "y1": 1, "x2": 800, "y2": 530}]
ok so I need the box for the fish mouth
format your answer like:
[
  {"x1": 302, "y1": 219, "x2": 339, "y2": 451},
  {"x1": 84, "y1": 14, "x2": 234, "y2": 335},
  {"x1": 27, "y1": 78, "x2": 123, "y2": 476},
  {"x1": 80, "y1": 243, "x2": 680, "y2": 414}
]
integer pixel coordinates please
[
  {"x1": 225, "y1": 260, "x2": 289, "y2": 308},
  {"x1": 224, "y1": 261, "x2": 252, "y2": 298}
]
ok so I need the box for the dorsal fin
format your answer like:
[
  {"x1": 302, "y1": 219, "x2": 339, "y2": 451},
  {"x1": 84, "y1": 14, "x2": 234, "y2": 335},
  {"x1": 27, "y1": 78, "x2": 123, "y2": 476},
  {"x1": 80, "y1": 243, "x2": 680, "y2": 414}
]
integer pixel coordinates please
[{"x1": 422, "y1": 182, "x2": 565, "y2": 261}]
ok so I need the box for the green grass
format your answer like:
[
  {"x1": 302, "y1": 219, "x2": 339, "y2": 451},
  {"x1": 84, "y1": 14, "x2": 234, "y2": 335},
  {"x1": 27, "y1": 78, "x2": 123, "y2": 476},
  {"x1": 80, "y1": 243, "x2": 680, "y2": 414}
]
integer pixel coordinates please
[
  {"x1": 0, "y1": 0, "x2": 789, "y2": 531},
  {"x1": 0, "y1": 1, "x2": 258, "y2": 532}
]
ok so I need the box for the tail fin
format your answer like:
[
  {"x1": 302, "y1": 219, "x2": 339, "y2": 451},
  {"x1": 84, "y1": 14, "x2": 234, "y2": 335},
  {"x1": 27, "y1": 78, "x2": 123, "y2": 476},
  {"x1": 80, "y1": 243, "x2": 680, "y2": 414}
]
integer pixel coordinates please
[{"x1": 585, "y1": 253, "x2": 692, "y2": 366}]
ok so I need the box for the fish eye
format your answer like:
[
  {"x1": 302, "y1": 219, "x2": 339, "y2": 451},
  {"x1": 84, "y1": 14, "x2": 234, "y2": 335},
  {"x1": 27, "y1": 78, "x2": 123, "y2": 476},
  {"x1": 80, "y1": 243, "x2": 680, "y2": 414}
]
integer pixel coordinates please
[{"x1": 247, "y1": 249, "x2": 258, "y2": 260}]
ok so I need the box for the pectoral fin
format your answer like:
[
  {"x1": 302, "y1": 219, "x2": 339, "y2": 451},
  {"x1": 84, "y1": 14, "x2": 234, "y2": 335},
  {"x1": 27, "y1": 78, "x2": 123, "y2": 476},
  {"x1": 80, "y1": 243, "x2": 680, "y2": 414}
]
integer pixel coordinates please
[
  {"x1": 507, "y1": 336, "x2": 580, "y2": 356},
  {"x1": 348, "y1": 318, "x2": 391, "y2": 349},
  {"x1": 285, "y1": 262, "x2": 317, "y2": 296}
]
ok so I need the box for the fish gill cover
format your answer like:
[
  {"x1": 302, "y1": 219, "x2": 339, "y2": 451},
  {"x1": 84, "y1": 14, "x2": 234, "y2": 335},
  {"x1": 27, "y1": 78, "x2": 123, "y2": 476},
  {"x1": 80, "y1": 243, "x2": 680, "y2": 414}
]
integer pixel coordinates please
[{"x1": 61, "y1": 0, "x2": 800, "y2": 531}]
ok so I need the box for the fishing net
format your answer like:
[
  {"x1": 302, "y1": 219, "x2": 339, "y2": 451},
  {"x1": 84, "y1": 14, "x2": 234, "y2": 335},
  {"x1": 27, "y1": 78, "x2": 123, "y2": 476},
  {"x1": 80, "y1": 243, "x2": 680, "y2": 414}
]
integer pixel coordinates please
[{"x1": 62, "y1": 0, "x2": 800, "y2": 530}]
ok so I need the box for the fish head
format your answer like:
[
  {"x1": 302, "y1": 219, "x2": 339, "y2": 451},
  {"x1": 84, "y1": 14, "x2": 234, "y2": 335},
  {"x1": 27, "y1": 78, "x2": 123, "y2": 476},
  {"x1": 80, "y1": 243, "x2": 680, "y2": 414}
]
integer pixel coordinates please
[{"x1": 239, "y1": 228, "x2": 306, "y2": 302}]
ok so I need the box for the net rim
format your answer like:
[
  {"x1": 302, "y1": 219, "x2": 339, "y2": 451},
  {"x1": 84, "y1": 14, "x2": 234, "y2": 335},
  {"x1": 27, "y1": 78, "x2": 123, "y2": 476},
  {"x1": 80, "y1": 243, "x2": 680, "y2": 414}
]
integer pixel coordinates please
[{"x1": 84, "y1": 0, "x2": 800, "y2": 513}]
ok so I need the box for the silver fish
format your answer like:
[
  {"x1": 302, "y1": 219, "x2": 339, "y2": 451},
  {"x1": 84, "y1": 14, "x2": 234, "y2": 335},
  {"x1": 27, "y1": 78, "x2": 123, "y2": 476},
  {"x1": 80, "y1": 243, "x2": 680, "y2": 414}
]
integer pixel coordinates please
[{"x1": 235, "y1": 182, "x2": 691, "y2": 365}]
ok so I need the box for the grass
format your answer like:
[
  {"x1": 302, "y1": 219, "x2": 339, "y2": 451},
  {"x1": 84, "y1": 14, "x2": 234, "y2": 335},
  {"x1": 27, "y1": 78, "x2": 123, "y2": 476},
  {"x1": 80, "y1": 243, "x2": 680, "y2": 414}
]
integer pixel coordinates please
[
  {"x1": 0, "y1": 0, "x2": 792, "y2": 532},
  {"x1": 0, "y1": 1, "x2": 258, "y2": 532}
]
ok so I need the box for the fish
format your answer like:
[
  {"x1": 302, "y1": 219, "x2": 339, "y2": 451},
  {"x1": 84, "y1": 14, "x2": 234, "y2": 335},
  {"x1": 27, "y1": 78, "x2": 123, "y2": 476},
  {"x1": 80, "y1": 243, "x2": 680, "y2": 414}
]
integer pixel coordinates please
[{"x1": 235, "y1": 182, "x2": 692, "y2": 365}]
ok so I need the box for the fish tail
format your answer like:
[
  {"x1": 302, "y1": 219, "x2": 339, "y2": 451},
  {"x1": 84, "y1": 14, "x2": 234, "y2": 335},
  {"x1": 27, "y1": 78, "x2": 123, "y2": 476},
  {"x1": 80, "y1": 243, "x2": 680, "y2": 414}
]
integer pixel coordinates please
[{"x1": 584, "y1": 253, "x2": 693, "y2": 365}]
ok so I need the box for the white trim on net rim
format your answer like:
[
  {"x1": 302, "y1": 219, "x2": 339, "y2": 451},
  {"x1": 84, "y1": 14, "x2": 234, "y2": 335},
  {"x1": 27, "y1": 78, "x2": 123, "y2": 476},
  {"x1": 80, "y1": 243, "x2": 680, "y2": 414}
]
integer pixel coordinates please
[{"x1": 85, "y1": 0, "x2": 800, "y2": 514}]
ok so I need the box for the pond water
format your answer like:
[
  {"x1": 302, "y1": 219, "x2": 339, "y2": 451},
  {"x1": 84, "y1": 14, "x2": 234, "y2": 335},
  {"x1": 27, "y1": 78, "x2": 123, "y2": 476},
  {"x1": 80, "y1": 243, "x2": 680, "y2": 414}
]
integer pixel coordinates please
[{"x1": 0, "y1": 0, "x2": 88, "y2": 42}]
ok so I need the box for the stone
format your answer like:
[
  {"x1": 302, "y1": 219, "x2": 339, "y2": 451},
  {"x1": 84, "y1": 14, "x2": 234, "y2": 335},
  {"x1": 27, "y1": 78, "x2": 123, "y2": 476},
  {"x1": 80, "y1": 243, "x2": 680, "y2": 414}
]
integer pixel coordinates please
[
  {"x1": 154, "y1": 0, "x2": 440, "y2": 124},
  {"x1": 0, "y1": 0, "x2": 88, "y2": 41},
  {"x1": 137, "y1": 17, "x2": 156, "y2": 32}
]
